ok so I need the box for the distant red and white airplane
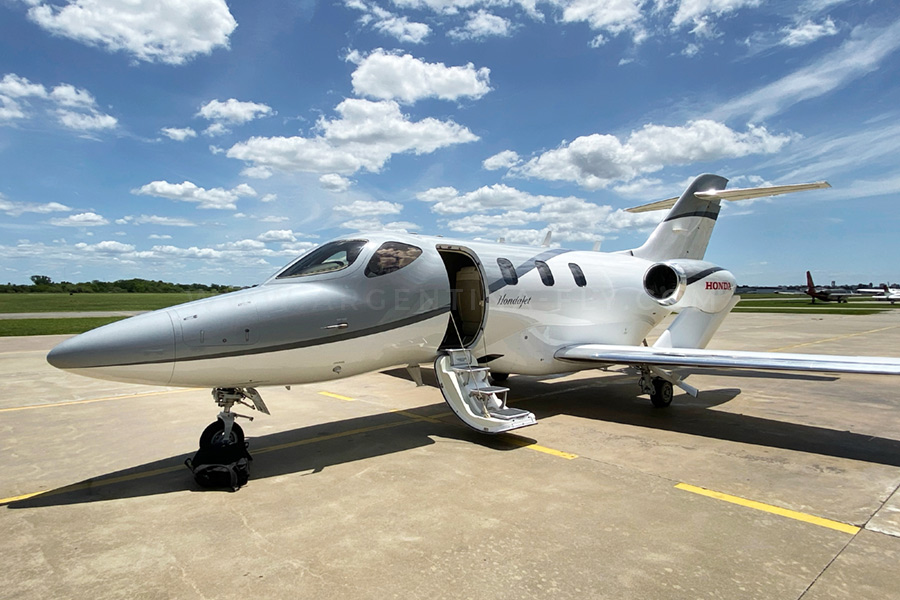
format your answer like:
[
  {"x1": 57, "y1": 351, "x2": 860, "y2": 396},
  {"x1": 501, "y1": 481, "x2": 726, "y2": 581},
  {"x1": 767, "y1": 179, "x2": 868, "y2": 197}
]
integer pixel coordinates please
[{"x1": 804, "y1": 271, "x2": 854, "y2": 303}]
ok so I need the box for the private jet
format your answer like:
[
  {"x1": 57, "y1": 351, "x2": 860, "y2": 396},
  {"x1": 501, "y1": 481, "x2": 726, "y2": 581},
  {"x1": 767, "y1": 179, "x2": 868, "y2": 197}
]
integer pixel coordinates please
[
  {"x1": 859, "y1": 284, "x2": 900, "y2": 304},
  {"x1": 47, "y1": 174, "x2": 900, "y2": 456}
]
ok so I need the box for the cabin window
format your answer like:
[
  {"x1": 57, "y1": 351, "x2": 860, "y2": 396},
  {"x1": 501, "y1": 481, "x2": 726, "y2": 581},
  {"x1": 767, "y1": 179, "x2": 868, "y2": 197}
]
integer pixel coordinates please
[
  {"x1": 568, "y1": 263, "x2": 587, "y2": 287},
  {"x1": 497, "y1": 258, "x2": 518, "y2": 285},
  {"x1": 276, "y1": 239, "x2": 367, "y2": 278},
  {"x1": 535, "y1": 260, "x2": 554, "y2": 286},
  {"x1": 364, "y1": 241, "x2": 423, "y2": 277}
]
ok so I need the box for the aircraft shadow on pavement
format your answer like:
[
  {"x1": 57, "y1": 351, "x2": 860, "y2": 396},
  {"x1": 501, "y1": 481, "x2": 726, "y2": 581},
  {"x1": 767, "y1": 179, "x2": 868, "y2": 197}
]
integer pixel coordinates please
[
  {"x1": 5, "y1": 405, "x2": 517, "y2": 510},
  {"x1": 9, "y1": 368, "x2": 900, "y2": 509},
  {"x1": 387, "y1": 366, "x2": 900, "y2": 467}
]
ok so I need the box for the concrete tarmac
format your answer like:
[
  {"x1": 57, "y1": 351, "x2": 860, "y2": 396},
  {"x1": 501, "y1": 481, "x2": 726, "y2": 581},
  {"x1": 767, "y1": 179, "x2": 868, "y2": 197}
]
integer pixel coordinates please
[{"x1": 2, "y1": 312, "x2": 900, "y2": 599}]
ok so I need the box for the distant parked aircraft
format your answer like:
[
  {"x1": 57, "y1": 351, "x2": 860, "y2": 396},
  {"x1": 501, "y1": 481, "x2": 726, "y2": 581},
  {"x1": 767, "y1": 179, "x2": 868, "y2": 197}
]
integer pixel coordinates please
[
  {"x1": 805, "y1": 271, "x2": 853, "y2": 303},
  {"x1": 859, "y1": 284, "x2": 900, "y2": 304}
]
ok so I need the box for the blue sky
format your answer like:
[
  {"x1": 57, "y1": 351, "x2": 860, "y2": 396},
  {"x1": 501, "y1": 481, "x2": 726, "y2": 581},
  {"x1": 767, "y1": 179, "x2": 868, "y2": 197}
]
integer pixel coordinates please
[{"x1": 1, "y1": 0, "x2": 899, "y2": 287}]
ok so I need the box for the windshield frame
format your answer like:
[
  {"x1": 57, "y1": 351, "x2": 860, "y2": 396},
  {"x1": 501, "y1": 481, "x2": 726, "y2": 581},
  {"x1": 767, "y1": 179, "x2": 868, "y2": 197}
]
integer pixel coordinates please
[{"x1": 274, "y1": 239, "x2": 368, "y2": 280}]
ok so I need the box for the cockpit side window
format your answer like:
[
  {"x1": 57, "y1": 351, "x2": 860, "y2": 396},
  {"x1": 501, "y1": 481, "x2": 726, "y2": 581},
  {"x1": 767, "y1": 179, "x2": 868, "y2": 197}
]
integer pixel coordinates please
[
  {"x1": 276, "y1": 239, "x2": 367, "y2": 279},
  {"x1": 364, "y1": 242, "x2": 423, "y2": 277}
]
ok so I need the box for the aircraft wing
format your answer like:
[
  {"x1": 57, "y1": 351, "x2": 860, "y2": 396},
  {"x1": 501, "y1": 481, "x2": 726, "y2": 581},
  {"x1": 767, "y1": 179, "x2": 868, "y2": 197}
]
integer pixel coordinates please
[{"x1": 554, "y1": 344, "x2": 900, "y2": 376}]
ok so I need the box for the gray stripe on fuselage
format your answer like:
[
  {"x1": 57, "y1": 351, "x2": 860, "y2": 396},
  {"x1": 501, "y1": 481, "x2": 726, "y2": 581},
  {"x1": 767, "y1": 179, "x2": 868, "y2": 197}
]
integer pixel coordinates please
[
  {"x1": 686, "y1": 266, "x2": 725, "y2": 285},
  {"x1": 663, "y1": 209, "x2": 720, "y2": 222},
  {"x1": 487, "y1": 248, "x2": 572, "y2": 293},
  {"x1": 93, "y1": 305, "x2": 451, "y2": 367}
]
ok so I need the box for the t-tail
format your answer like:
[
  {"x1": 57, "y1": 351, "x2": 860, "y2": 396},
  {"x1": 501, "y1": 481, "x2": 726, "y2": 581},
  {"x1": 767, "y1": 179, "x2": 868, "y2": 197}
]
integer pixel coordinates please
[{"x1": 626, "y1": 174, "x2": 831, "y2": 262}]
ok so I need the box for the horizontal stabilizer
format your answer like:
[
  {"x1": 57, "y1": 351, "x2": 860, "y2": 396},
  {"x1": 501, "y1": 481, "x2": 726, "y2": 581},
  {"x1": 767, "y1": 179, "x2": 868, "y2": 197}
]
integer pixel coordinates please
[
  {"x1": 555, "y1": 343, "x2": 900, "y2": 376},
  {"x1": 626, "y1": 181, "x2": 831, "y2": 213}
]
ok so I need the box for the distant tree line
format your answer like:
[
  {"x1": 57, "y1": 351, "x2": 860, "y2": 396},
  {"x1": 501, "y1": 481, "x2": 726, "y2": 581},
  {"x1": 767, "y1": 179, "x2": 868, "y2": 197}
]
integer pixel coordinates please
[{"x1": 0, "y1": 275, "x2": 241, "y2": 294}]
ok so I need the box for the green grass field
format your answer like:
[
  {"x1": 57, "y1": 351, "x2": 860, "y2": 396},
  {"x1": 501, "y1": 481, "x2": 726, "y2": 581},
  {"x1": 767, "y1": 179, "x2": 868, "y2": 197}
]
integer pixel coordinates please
[
  {"x1": 0, "y1": 292, "x2": 219, "y2": 313},
  {"x1": 0, "y1": 292, "x2": 224, "y2": 337},
  {"x1": 735, "y1": 295, "x2": 899, "y2": 314},
  {"x1": 0, "y1": 317, "x2": 126, "y2": 336},
  {"x1": 1, "y1": 291, "x2": 896, "y2": 337}
]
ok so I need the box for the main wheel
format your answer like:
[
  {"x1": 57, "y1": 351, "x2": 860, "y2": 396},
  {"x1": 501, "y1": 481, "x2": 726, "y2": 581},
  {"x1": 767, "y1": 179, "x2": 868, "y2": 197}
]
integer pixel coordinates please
[
  {"x1": 490, "y1": 372, "x2": 509, "y2": 383},
  {"x1": 650, "y1": 378, "x2": 673, "y2": 408},
  {"x1": 199, "y1": 419, "x2": 245, "y2": 448}
]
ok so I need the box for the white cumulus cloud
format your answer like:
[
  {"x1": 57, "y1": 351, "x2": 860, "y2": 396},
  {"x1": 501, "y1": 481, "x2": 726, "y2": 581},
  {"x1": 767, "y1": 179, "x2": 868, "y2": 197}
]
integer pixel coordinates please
[
  {"x1": 227, "y1": 98, "x2": 478, "y2": 175},
  {"x1": 319, "y1": 173, "x2": 353, "y2": 192},
  {"x1": 198, "y1": 98, "x2": 273, "y2": 124},
  {"x1": 0, "y1": 193, "x2": 72, "y2": 216},
  {"x1": 0, "y1": 74, "x2": 117, "y2": 131},
  {"x1": 161, "y1": 127, "x2": 197, "y2": 141},
  {"x1": 349, "y1": 49, "x2": 491, "y2": 104},
  {"x1": 512, "y1": 120, "x2": 794, "y2": 188},
  {"x1": 133, "y1": 180, "x2": 256, "y2": 210},
  {"x1": 449, "y1": 10, "x2": 512, "y2": 40},
  {"x1": 50, "y1": 212, "x2": 109, "y2": 227},
  {"x1": 333, "y1": 200, "x2": 403, "y2": 216},
  {"x1": 26, "y1": 0, "x2": 237, "y2": 65}
]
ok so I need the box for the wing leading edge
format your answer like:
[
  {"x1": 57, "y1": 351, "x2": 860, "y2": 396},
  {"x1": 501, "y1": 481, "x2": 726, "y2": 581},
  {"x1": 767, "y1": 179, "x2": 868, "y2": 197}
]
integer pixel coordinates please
[{"x1": 555, "y1": 344, "x2": 900, "y2": 376}]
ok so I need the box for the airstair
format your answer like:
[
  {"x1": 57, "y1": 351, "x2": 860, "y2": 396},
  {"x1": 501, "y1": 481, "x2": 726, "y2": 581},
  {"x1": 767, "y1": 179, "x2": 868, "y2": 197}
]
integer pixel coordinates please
[{"x1": 435, "y1": 348, "x2": 536, "y2": 434}]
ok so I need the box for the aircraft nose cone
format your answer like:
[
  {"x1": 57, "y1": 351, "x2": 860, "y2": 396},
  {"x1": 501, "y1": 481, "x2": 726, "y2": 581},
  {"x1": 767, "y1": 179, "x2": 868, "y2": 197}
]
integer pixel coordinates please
[{"x1": 47, "y1": 310, "x2": 176, "y2": 382}]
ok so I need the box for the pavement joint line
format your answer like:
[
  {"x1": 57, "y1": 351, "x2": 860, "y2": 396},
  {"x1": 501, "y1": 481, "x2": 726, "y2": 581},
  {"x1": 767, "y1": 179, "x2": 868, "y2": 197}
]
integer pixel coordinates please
[
  {"x1": 675, "y1": 483, "x2": 861, "y2": 535},
  {"x1": 0, "y1": 388, "x2": 198, "y2": 413},
  {"x1": 767, "y1": 325, "x2": 900, "y2": 353}
]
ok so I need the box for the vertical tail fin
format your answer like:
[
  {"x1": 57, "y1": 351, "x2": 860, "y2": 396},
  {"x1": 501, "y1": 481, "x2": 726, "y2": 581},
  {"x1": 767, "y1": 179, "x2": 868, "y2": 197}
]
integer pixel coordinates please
[
  {"x1": 629, "y1": 174, "x2": 728, "y2": 261},
  {"x1": 806, "y1": 271, "x2": 816, "y2": 295},
  {"x1": 625, "y1": 176, "x2": 830, "y2": 262}
]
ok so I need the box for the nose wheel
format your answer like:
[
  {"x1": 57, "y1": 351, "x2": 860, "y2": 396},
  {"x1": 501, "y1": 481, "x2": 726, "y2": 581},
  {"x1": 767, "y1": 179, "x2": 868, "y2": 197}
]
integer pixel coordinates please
[
  {"x1": 199, "y1": 419, "x2": 245, "y2": 448},
  {"x1": 186, "y1": 387, "x2": 270, "y2": 490}
]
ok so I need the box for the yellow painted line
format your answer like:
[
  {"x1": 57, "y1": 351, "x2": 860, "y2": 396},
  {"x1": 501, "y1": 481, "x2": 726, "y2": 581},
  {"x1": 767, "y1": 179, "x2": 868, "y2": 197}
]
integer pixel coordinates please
[
  {"x1": 768, "y1": 325, "x2": 900, "y2": 352},
  {"x1": 391, "y1": 409, "x2": 445, "y2": 424},
  {"x1": 501, "y1": 434, "x2": 578, "y2": 460},
  {"x1": 0, "y1": 388, "x2": 198, "y2": 413},
  {"x1": 252, "y1": 418, "x2": 423, "y2": 454},
  {"x1": 0, "y1": 490, "x2": 49, "y2": 504},
  {"x1": 2, "y1": 402, "x2": 573, "y2": 504},
  {"x1": 0, "y1": 465, "x2": 184, "y2": 505},
  {"x1": 1, "y1": 418, "x2": 422, "y2": 504},
  {"x1": 318, "y1": 391, "x2": 355, "y2": 401},
  {"x1": 675, "y1": 483, "x2": 860, "y2": 535}
]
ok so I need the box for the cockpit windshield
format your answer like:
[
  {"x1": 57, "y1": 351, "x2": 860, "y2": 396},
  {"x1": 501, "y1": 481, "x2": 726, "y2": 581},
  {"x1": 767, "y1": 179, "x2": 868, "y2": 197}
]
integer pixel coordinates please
[{"x1": 276, "y1": 239, "x2": 367, "y2": 279}]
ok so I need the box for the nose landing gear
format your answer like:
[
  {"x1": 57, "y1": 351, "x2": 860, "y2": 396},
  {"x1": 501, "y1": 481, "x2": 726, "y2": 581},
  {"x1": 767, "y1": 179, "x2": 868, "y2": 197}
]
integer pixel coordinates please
[
  {"x1": 185, "y1": 387, "x2": 271, "y2": 491},
  {"x1": 203, "y1": 387, "x2": 270, "y2": 448}
]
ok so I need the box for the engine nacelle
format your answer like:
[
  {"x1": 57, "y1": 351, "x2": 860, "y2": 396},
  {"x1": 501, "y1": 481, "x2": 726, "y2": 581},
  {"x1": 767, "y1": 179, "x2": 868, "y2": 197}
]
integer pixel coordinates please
[{"x1": 643, "y1": 260, "x2": 736, "y2": 314}]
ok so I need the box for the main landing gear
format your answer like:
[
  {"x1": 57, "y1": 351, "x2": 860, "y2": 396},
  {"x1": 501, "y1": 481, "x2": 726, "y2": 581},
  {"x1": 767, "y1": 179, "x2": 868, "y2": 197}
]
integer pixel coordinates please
[{"x1": 638, "y1": 367, "x2": 674, "y2": 408}]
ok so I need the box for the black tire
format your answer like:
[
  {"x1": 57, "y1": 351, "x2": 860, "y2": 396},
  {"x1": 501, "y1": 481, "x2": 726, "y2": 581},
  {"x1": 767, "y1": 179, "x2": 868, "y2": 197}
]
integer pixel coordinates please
[
  {"x1": 490, "y1": 372, "x2": 509, "y2": 383},
  {"x1": 199, "y1": 419, "x2": 245, "y2": 448},
  {"x1": 650, "y1": 378, "x2": 673, "y2": 408}
]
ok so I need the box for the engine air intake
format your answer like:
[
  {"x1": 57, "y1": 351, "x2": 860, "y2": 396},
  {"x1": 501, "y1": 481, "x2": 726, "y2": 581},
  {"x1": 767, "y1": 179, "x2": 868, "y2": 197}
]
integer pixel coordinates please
[{"x1": 644, "y1": 263, "x2": 686, "y2": 306}]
